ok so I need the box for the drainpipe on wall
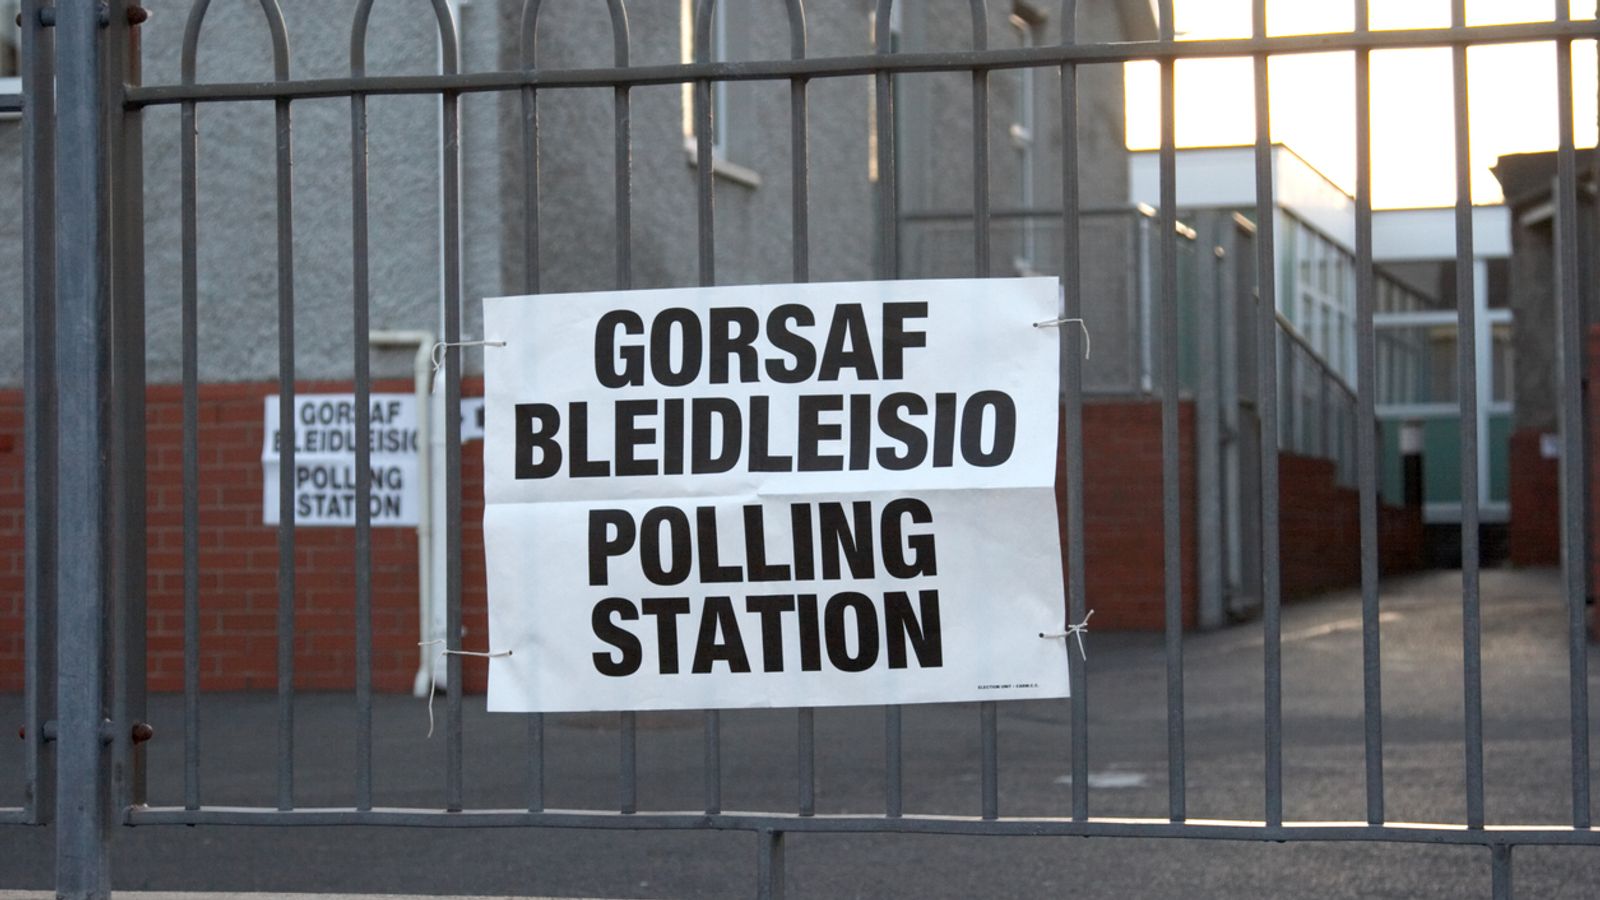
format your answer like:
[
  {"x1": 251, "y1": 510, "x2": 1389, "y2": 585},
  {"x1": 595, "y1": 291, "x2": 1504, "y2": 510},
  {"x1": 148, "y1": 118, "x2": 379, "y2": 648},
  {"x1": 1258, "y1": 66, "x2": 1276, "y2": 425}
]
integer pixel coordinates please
[
  {"x1": 428, "y1": 375, "x2": 449, "y2": 692},
  {"x1": 369, "y1": 330, "x2": 437, "y2": 698}
]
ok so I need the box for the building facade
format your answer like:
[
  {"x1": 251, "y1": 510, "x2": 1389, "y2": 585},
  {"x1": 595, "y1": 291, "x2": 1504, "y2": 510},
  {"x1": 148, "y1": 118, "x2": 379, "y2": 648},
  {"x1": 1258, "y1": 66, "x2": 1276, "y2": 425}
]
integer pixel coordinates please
[{"x1": 1, "y1": 0, "x2": 1181, "y2": 693}]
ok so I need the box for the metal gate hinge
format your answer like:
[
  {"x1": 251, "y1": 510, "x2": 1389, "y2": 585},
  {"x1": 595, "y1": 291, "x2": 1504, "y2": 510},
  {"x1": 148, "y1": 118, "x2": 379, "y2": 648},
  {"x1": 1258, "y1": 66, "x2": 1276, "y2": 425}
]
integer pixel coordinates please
[
  {"x1": 16, "y1": 720, "x2": 58, "y2": 742},
  {"x1": 16, "y1": 720, "x2": 151, "y2": 744}
]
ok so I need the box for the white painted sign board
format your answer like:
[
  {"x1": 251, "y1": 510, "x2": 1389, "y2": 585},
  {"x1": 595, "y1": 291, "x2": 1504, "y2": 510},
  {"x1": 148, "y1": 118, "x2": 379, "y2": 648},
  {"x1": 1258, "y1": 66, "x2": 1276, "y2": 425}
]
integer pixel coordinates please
[
  {"x1": 481, "y1": 278, "x2": 1070, "y2": 713},
  {"x1": 261, "y1": 394, "x2": 422, "y2": 526}
]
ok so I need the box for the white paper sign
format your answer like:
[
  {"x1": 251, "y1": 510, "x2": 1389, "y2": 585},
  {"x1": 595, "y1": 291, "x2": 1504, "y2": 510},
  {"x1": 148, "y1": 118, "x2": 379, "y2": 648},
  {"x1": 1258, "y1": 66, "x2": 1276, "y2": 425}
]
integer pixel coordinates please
[
  {"x1": 481, "y1": 278, "x2": 1068, "y2": 713},
  {"x1": 262, "y1": 394, "x2": 421, "y2": 526}
]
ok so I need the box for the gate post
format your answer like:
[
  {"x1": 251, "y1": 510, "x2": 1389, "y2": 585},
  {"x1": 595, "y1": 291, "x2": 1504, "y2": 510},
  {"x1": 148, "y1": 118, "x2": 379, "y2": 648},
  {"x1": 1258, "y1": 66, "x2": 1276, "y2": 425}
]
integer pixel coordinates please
[
  {"x1": 53, "y1": 0, "x2": 114, "y2": 897},
  {"x1": 19, "y1": 0, "x2": 59, "y2": 831}
]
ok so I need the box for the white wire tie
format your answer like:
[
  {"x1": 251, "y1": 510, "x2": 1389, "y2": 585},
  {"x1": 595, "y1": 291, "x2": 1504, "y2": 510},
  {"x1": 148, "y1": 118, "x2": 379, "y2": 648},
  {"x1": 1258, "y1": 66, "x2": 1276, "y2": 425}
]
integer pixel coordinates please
[
  {"x1": 418, "y1": 639, "x2": 512, "y2": 738},
  {"x1": 428, "y1": 339, "x2": 507, "y2": 393},
  {"x1": 431, "y1": 339, "x2": 507, "y2": 376},
  {"x1": 1032, "y1": 317, "x2": 1091, "y2": 359},
  {"x1": 1039, "y1": 609, "x2": 1094, "y2": 660}
]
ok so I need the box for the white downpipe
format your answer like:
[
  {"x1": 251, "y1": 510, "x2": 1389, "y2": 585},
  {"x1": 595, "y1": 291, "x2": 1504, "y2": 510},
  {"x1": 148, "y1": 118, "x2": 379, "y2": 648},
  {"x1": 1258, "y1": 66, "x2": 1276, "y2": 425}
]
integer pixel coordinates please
[
  {"x1": 368, "y1": 330, "x2": 437, "y2": 698},
  {"x1": 428, "y1": 378, "x2": 448, "y2": 691}
]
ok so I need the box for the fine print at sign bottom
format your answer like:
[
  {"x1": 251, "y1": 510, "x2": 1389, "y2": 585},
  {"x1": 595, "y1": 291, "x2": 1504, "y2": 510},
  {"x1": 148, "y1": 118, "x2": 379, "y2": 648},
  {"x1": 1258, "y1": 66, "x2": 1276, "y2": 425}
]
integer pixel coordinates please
[{"x1": 481, "y1": 277, "x2": 1069, "y2": 713}]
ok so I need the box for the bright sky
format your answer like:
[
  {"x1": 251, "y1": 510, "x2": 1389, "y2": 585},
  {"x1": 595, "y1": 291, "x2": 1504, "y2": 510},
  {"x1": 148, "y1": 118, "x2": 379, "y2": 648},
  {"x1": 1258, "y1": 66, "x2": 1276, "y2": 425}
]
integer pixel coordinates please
[{"x1": 1124, "y1": 0, "x2": 1599, "y2": 208}]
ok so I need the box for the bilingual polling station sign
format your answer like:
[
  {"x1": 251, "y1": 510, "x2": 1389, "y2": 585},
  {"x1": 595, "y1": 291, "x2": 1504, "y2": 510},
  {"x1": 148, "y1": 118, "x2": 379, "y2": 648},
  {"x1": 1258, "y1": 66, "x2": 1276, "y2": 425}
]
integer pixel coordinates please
[
  {"x1": 481, "y1": 278, "x2": 1069, "y2": 713},
  {"x1": 262, "y1": 394, "x2": 422, "y2": 526}
]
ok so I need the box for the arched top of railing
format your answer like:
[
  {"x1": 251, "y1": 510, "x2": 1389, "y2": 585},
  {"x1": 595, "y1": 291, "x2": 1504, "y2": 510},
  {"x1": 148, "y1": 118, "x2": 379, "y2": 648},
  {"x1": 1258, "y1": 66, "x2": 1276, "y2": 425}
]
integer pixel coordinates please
[
  {"x1": 352, "y1": 0, "x2": 460, "y2": 79},
  {"x1": 692, "y1": 0, "x2": 807, "y2": 65},
  {"x1": 871, "y1": 0, "x2": 985, "y2": 54},
  {"x1": 967, "y1": 0, "x2": 987, "y2": 51},
  {"x1": 182, "y1": 0, "x2": 290, "y2": 86},
  {"x1": 521, "y1": 0, "x2": 631, "y2": 69},
  {"x1": 784, "y1": 0, "x2": 806, "y2": 60}
]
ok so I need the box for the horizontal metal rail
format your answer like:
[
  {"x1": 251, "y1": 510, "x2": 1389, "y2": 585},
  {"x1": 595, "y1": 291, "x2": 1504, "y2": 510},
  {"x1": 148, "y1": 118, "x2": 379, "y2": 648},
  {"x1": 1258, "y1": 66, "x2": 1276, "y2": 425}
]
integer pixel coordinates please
[
  {"x1": 125, "y1": 807, "x2": 1600, "y2": 847},
  {"x1": 124, "y1": 18, "x2": 1600, "y2": 107},
  {"x1": 1275, "y1": 312, "x2": 1356, "y2": 403}
]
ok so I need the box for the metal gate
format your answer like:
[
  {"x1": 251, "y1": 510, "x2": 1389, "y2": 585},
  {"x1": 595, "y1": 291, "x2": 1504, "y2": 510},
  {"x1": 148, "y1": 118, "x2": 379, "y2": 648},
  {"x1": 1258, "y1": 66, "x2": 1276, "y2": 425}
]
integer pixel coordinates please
[{"x1": 7, "y1": 1, "x2": 1599, "y2": 897}]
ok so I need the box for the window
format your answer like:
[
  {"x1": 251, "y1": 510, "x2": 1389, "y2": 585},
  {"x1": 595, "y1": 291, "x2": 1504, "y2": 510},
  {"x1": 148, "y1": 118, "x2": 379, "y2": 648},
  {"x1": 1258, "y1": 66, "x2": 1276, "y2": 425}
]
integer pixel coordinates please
[
  {"x1": 2, "y1": 0, "x2": 20, "y2": 95},
  {"x1": 1008, "y1": 3, "x2": 1046, "y2": 274},
  {"x1": 679, "y1": 0, "x2": 759, "y2": 186}
]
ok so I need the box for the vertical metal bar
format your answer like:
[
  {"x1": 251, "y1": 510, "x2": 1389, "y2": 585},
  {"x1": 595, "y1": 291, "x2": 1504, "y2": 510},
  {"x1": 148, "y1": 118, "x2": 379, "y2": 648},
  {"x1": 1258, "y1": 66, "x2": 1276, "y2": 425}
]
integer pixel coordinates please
[
  {"x1": 520, "y1": 7, "x2": 540, "y2": 297},
  {"x1": 1353, "y1": 0, "x2": 1385, "y2": 827},
  {"x1": 967, "y1": 0, "x2": 998, "y2": 824},
  {"x1": 1251, "y1": 0, "x2": 1284, "y2": 828},
  {"x1": 757, "y1": 829, "x2": 786, "y2": 900},
  {"x1": 1450, "y1": 0, "x2": 1484, "y2": 830},
  {"x1": 788, "y1": 2, "x2": 815, "y2": 818},
  {"x1": 704, "y1": 710, "x2": 722, "y2": 815},
  {"x1": 1319, "y1": 364, "x2": 1332, "y2": 459},
  {"x1": 797, "y1": 709, "x2": 815, "y2": 816},
  {"x1": 885, "y1": 704, "x2": 902, "y2": 817},
  {"x1": 874, "y1": 0, "x2": 897, "y2": 279},
  {"x1": 518, "y1": 0, "x2": 545, "y2": 813},
  {"x1": 1134, "y1": 214, "x2": 1151, "y2": 392},
  {"x1": 1058, "y1": 0, "x2": 1089, "y2": 824},
  {"x1": 527, "y1": 714, "x2": 544, "y2": 812},
  {"x1": 1196, "y1": 214, "x2": 1224, "y2": 631},
  {"x1": 435, "y1": 2, "x2": 466, "y2": 814},
  {"x1": 621, "y1": 711, "x2": 637, "y2": 814},
  {"x1": 971, "y1": 8, "x2": 989, "y2": 277},
  {"x1": 108, "y1": 0, "x2": 148, "y2": 813},
  {"x1": 694, "y1": 1, "x2": 715, "y2": 288},
  {"x1": 350, "y1": 12, "x2": 375, "y2": 815},
  {"x1": 980, "y1": 702, "x2": 998, "y2": 819},
  {"x1": 245, "y1": 1, "x2": 298, "y2": 815},
  {"x1": 789, "y1": 14, "x2": 808, "y2": 285},
  {"x1": 692, "y1": 0, "x2": 721, "y2": 816},
  {"x1": 179, "y1": 69, "x2": 201, "y2": 819},
  {"x1": 1491, "y1": 844, "x2": 1513, "y2": 900},
  {"x1": 1157, "y1": 0, "x2": 1186, "y2": 823},
  {"x1": 1282, "y1": 334, "x2": 1297, "y2": 452},
  {"x1": 1553, "y1": 0, "x2": 1591, "y2": 828},
  {"x1": 54, "y1": 0, "x2": 112, "y2": 892},
  {"x1": 609, "y1": 3, "x2": 637, "y2": 817},
  {"x1": 273, "y1": 89, "x2": 297, "y2": 819},
  {"x1": 873, "y1": 1, "x2": 902, "y2": 819},
  {"x1": 20, "y1": 0, "x2": 58, "y2": 828},
  {"x1": 614, "y1": 96, "x2": 631, "y2": 290}
]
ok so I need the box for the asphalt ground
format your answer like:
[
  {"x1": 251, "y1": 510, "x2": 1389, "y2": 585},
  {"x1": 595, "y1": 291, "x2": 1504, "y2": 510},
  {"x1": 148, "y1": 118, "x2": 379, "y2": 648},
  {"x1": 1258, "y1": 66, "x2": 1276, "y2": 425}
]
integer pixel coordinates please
[{"x1": 3, "y1": 568, "x2": 1599, "y2": 898}]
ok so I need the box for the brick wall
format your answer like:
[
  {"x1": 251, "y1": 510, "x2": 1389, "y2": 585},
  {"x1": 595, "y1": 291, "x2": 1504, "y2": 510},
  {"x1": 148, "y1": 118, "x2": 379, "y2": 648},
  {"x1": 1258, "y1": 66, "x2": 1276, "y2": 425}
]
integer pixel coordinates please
[
  {"x1": 1519, "y1": 325, "x2": 1600, "y2": 607},
  {"x1": 1509, "y1": 428, "x2": 1562, "y2": 567},
  {"x1": 1279, "y1": 452, "x2": 1425, "y2": 598},
  {"x1": 1057, "y1": 401, "x2": 1198, "y2": 631},
  {"x1": 0, "y1": 401, "x2": 20, "y2": 693},
  {"x1": 0, "y1": 391, "x2": 1433, "y2": 693},
  {"x1": 1056, "y1": 400, "x2": 1424, "y2": 631},
  {"x1": 0, "y1": 381, "x2": 492, "y2": 695},
  {"x1": 1592, "y1": 326, "x2": 1600, "y2": 602}
]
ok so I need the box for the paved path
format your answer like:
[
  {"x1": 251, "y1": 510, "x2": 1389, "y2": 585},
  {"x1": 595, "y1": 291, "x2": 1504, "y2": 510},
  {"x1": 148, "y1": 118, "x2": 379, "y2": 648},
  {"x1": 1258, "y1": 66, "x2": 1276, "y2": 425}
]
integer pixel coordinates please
[{"x1": 3, "y1": 568, "x2": 1598, "y2": 897}]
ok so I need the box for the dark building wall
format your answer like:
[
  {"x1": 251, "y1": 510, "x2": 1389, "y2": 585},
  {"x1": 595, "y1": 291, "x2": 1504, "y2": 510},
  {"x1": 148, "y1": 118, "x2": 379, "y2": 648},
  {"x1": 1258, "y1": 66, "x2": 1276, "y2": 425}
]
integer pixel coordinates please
[{"x1": 1492, "y1": 151, "x2": 1600, "y2": 567}]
